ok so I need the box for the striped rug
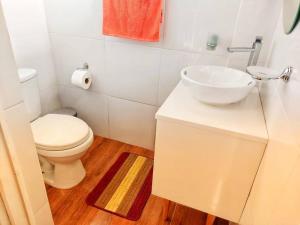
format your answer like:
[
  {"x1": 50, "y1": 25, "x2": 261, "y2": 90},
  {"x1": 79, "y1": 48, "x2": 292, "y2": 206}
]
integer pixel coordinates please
[{"x1": 86, "y1": 152, "x2": 153, "y2": 221}]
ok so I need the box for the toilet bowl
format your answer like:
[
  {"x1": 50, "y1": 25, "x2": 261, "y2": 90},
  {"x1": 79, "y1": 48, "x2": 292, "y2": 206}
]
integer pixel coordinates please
[
  {"x1": 31, "y1": 114, "x2": 93, "y2": 189},
  {"x1": 18, "y1": 68, "x2": 93, "y2": 189}
]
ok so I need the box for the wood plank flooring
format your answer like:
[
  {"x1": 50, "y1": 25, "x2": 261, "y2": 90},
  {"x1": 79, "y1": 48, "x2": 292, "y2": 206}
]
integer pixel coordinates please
[{"x1": 47, "y1": 136, "x2": 229, "y2": 225}]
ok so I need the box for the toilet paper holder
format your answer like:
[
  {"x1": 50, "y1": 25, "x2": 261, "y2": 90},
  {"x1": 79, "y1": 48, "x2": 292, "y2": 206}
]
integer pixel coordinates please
[
  {"x1": 77, "y1": 62, "x2": 89, "y2": 71},
  {"x1": 79, "y1": 63, "x2": 90, "y2": 85}
]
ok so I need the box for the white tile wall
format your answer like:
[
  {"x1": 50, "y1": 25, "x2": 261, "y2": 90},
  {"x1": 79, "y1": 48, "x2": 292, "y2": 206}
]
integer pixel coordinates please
[
  {"x1": 228, "y1": 0, "x2": 281, "y2": 70},
  {"x1": 59, "y1": 85, "x2": 109, "y2": 137},
  {"x1": 50, "y1": 35, "x2": 105, "y2": 91},
  {"x1": 44, "y1": 0, "x2": 280, "y2": 149},
  {"x1": 44, "y1": 0, "x2": 103, "y2": 39},
  {"x1": 162, "y1": 0, "x2": 241, "y2": 55},
  {"x1": 265, "y1": 16, "x2": 300, "y2": 148},
  {"x1": 158, "y1": 50, "x2": 198, "y2": 105},
  {"x1": 104, "y1": 41, "x2": 161, "y2": 105},
  {"x1": 241, "y1": 13, "x2": 300, "y2": 225},
  {"x1": 241, "y1": 82, "x2": 300, "y2": 224},
  {"x1": 2, "y1": 0, "x2": 60, "y2": 114},
  {"x1": 10, "y1": 35, "x2": 57, "y2": 89},
  {"x1": 108, "y1": 96, "x2": 157, "y2": 150},
  {"x1": 1, "y1": 0, "x2": 48, "y2": 37},
  {"x1": 40, "y1": 85, "x2": 61, "y2": 114}
]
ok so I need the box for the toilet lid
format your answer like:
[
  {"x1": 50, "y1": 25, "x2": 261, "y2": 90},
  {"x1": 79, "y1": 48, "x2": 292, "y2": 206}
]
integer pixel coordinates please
[{"x1": 31, "y1": 114, "x2": 91, "y2": 151}]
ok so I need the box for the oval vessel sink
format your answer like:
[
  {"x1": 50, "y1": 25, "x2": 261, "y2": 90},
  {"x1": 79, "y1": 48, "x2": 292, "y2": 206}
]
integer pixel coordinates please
[{"x1": 181, "y1": 65, "x2": 256, "y2": 105}]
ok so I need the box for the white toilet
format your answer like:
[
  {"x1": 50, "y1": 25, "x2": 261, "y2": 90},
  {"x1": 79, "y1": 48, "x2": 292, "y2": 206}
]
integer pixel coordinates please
[{"x1": 18, "y1": 68, "x2": 94, "y2": 189}]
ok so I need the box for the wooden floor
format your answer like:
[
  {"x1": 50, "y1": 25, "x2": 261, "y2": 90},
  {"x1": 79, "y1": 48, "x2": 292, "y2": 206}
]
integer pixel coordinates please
[{"x1": 47, "y1": 136, "x2": 229, "y2": 225}]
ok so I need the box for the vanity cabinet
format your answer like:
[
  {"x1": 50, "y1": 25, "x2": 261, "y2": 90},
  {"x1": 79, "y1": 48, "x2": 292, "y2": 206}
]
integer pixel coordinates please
[{"x1": 152, "y1": 82, "x2": 268, "y2": 223}]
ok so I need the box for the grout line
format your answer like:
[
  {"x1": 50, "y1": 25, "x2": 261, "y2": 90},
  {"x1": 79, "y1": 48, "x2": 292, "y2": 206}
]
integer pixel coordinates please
[
  {"x1": 106, "y1": 95, "x2": 111, "y2": 139},
  {"x1": 103, "y1": 39, "x2": 111, "y2": 139},
  {"x1": 156, "y1": 48, "x2": 163, "y2": 106},
  {"x1": 2, "y1": 100, "x2": 24, "y2": 111},
  {"x1": 58, "y1": 84, "x2": 159, "y2": 108},
  {"x1": 49, "y1": 32, "x2": 228, "y2": 57},
  {"x1": 225, "y1": 0, "x2": 245, "y2": 67}
]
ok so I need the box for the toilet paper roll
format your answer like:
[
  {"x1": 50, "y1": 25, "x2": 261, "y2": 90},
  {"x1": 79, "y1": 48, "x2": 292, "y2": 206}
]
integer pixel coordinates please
[{"x1": 71, "y1": 69, "x2": 92, "y2": 90}]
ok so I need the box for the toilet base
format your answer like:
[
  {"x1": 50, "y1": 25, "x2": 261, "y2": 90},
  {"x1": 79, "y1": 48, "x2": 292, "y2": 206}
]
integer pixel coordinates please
[{"x1": 43, "y1": 159, "x2": 86, "y2": 189}]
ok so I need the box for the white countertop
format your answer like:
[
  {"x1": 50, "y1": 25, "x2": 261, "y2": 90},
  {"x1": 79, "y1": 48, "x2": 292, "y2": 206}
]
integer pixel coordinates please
[{"x1": 156, "y1": 82, "x2": 268, "y2": 143}]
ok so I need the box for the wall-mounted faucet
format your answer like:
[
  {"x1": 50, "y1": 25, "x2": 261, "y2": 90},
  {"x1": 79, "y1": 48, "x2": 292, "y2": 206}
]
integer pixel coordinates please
[{"x1": 227, "y1": 36, "x2": 263, "y2": 66}]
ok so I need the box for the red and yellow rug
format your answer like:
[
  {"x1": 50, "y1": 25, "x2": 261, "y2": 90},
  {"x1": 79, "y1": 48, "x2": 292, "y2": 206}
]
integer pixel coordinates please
[{"x1": 86, "y1": 152, "x2": 153, "y2": 221}]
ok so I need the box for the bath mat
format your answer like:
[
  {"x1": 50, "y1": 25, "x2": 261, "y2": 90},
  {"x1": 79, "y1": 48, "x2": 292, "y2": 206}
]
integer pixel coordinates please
[{"x1": 86, "y1": 152, "x2": 153, "y2": 221}]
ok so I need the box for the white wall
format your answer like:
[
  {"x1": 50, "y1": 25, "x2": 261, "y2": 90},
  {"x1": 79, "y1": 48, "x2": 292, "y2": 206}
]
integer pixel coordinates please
[
  {"x1": 44, "y1": 0, "x2": 280, "y2": 149},
  {"x1": 1, "y1": 0, "x2": 61, "y2": 114},
  {"x1": 0, "y1": 2, "x2": 53, "y2": 224},
  {"x1": 240, "y1": 10, "x2": 300, "y2": 225}
]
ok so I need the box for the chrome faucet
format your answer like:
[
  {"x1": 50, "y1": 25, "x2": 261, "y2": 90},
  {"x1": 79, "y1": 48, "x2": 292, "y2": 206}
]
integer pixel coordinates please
[{"x1": 227, "y1": 36, "x2": 263, "y2": 66}]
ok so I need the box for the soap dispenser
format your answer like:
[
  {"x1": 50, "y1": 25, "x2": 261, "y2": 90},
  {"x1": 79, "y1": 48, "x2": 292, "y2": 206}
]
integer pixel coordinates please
[{"x1": 206, "y1": 34, "x2": 219, "y2": 51}]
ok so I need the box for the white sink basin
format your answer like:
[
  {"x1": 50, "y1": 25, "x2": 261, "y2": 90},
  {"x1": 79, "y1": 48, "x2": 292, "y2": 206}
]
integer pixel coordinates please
[{"x1": 181, "y1": 65, "x2": 256, "y2": 105}]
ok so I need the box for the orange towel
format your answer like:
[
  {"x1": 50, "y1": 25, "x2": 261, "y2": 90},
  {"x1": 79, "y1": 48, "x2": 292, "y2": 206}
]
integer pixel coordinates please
[{"x1": 103, "y1": 0, "x2": 162, "y2": 42}]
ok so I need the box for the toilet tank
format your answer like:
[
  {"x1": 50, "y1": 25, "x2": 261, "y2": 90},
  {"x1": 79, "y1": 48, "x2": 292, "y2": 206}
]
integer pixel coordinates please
[{"x1": 18, "y1": 68, "x2": 41, "y2": 122}]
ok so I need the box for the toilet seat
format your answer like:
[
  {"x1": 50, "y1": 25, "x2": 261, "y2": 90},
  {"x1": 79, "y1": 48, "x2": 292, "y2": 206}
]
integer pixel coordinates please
[{"x1": 31, "y1": 114, "x2": 90, "y2": 150}]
